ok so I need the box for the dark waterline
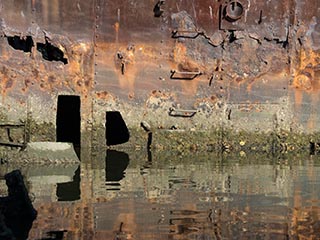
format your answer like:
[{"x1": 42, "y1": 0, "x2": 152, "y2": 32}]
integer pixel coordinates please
[{"x1": 1, "y1": 151, "x2": 320, "y2": 239}]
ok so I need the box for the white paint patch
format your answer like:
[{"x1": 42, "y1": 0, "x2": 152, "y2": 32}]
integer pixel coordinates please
[{"x1": 27, "y1": 142, "x2": 72, "y2": 151}]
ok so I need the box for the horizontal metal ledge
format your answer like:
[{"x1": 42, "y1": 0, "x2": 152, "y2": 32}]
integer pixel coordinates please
[
  {"x1": 0, "y1": 141, "x2": 25, "y2": 148},
  {"x1": 170, "y1": 70, "x2": 202, "y2": 80},
  {"x1": 169, "y1": 107, "x2": 197, "y2": 117}
]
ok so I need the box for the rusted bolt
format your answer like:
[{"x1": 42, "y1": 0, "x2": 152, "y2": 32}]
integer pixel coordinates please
[
  {"x1": 117, "y1": 52, "x2": 124, "y2": 60},
  {"x1": 224, "y1": 1, "x2": 244, "y2": 22}
]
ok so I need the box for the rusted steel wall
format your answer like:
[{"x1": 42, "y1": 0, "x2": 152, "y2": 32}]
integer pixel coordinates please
[
  {"x1": 0, "y1": 0, "x2": 319, "y2": 150},
  {"x1": 0, "y1": 0, "x2": 95, "y2": 146}
]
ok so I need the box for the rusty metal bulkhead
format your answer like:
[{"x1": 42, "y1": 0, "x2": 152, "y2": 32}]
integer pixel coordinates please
[{"x1": 0, "y1": 0, "x2": 319, "y2": 152}]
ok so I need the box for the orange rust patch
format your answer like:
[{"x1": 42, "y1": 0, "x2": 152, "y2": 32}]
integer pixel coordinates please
[
  {"x1": 0, "y1": 66, "x2": 14, "y2": 94},
  {"x1": 48, "y1": 75, "x2": 56, "y2": 84},
  {"x1": 114, "y1": 22, "x2": 120, "y2": 33},
  {"x1": 95, "y1": 91, "x2": 115, "y2": 101},
  {"x1": 150, "y1": 90, "x2": 175, "y2": 100},
  {"x1": 294, "y1": 89, "x2": 303, "y2": 109},
  {"x1": 293, "y1": 48, "x2": 320, "y2": 92},
  {"x1": 128, "y1": 92, "x2": 135, "y2": 100},
  {"x1": 24, "y1": 79, "x2": 32, "y2": 87},
  {"x1": 235, "y1": 76, "x2": 244, "y2": 83}
]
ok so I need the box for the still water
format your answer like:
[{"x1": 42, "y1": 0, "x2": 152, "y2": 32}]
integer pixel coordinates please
[{"x1": 2, "y1": 150, "x2": 320, "y2": 239}]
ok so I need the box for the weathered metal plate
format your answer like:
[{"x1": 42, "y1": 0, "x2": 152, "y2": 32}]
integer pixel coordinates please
[{"x1": 0, "y1": 0, "x2": 320, "y2": 150}]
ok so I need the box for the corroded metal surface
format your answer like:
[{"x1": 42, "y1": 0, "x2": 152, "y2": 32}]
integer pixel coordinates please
[{"x1": 0, "y1": 0, "x2": 319, "y2": 151}]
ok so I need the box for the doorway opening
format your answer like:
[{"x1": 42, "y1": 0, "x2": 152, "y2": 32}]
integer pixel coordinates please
[
  {"x1": 105, "y1": 111, "x2": 130, "y2": 146},
  {"x1": 56, "y1": 95, "x2": 81, "y2": 148}
]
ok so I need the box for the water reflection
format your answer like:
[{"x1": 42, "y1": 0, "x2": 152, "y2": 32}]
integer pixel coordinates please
[
  {"x1": 0, "y1": 170, "x2": 37, "y2": 240},
  {"x1": 56, "y1": 166, "x2": 81, "y2": 201},
  {"x1": 106, "y1": 150, "x2": 130, "y2": 191},
  {"x1": 38, "y1": 230, "x2": 67, "y2": 240},
  {"x1": 1, "y1": 151, "x2": 320, "y2": 239}
]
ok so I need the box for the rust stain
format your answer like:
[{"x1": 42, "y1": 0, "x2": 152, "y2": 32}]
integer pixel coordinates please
[
  {"x1": 294, "y1": 89, "x2": 303, "y2": 109},
  {"x1": 293, "y1": 49, "x2": 320, "y2": 92},
  {"x1": 5, "y1": 78, "x2": 13, "y2": 89},
  {"x1": 150, "y1": 90, "x2": 176, "y2": 101},
  {"x1": 307, "y1": 93, "x2": 320, "y2": 130},
  {"x1": 171, "y1": 42, "x2": 202, "y2": 96},
  {"x1": 95, "y1": 91, "x2": 115, "y2": 101},
  {"x1": 246, "y1": 70, "x2": 288, "y2": 93},
  {"x1": 0, "y1": 66, "x2": 15, "y2": 94},
  {"x1": 114, "y1": 22, "x2": 120, "y2": 43}
]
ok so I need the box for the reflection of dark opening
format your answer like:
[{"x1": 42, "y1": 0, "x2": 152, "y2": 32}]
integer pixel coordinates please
[
  {"x1": 2, "y1": 170, "x2": 37, "y2": 240},
  {"x1": 37, "y1": 40, "x2": 68, "y2": 64},
  {"x1": 310, "y1": 141, "x2": 316, "y2": 155},
  {"x1": 56, "y1": 166, "x2": 81, "y2": 201},
  {"x1": 56, "y1": 95, "x2": 81, "y2": 147},
  {"x1": 106, "y1": 150, "x2": 129, "y2": 189},
  {"x1": 106, "y1": 111, "x2": 130, "y2": 146},
  {"x1": 43, "y1": 230, "x2": 68, "y2": 240},
  {"x1": 7, "y1": 36, "x2": 34, "y2": 53}
]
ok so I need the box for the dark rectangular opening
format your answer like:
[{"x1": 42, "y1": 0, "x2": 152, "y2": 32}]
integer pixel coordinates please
[
  {"x1": 106, "y1": 111, "x2": 130, "y2": 146},
  {"x1": 56, "y1": 95, "x2": 81, "y2": 147}
]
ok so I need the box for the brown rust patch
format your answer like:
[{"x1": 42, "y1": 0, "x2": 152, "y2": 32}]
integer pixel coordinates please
[
  {"x1": 128, "y1": 92, "x2": 135, "y2": 100},
  {"x1": 48, "y1": 75, "x2": 56, "y2": 84},
  {"x1": 32, "y1": 68, "x2": 39, "y2": 80},
  {"x1": 0, "y1": 66, "x2": 15, "y2": 94},
  {"x1": 150, "y1": 90, "x2": 175, "y2": 100},
  {"x1": 5, "y1": 78, "x2": 13, "y2": 89},
  {"x1": 171, "y1": 42, "x2": 204, "y2": 96},
  {"x1": 293, "y1": 49, "x2": 320, "y2": 92},
  {"x1": 85, "y1": 80, "x2": 91, "y2": 88},
  {"x1": 95, "y1": 91, "x2": 116, "y2": 101},
  {"x1": 24, "y1": 79, "x2": 32, "y2": 87}
]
